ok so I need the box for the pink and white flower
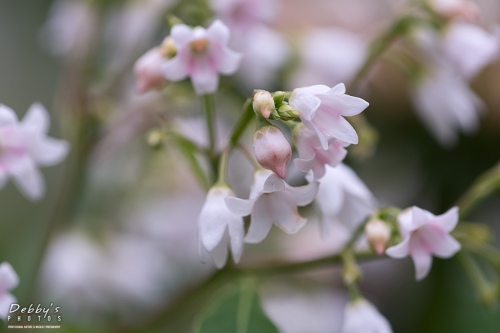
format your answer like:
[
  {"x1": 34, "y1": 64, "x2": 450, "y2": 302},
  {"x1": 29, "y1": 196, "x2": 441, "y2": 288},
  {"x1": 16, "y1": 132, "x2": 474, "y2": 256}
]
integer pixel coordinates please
[
  {"x1": 134, "y1": 47, "x2": 168, "y2": 94},
  {"x1": 340, "y1": 298, "x2": 393, "y2": 333},
  {"x1": 0, "y1": 262, "x2": 19, "y2": 320},
  {"x1": 198, "y1": 186, "x2": 244, "y2": 268},
  {"x1": 429, "y1": 0, "x2": 479, "y2": 22},
  {"x1": 161, "y1": 20, "x2": 242, "y2": 95},
  {"x1": 312, "y1": 164, "x2": 376, "y2": 235},
  {"x1": 293, "y1": 123, "x2": 348, "y2": 179},
  {"x1": 0, "y1": 104, "x2": 70, "y2": 200},
  {"x1": 386, "y1": 206, "x2": 461, "y2": 281},
  {"x1": 289, "y1": 84, "x2": 369, "y2": 150},
  {"x1": 226, "y1": 169, "x2": 318, "y2": 244},
  {"x1": 253, "y1": 125, "x2": 291, "y2": 179}
]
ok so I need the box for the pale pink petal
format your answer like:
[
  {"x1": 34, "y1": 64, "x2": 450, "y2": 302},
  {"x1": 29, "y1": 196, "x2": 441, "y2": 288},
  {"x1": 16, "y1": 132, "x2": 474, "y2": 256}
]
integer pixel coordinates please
[
  {"x1": 244, "y1": 195, "x2": 276, "y2": 243},
  {"x1": 0, "y1": 293, "x2": 16, "y2": 320},
  {"x1": 319, "y1": 93, "x2": 369, "y2": 117},
  {"x1": 287, "y1": 180, "x2": 319, "y2": 206},
  {"x1": 209, "y1": 236, "x2": 229, "y2": 268},
  {"x1": 198, "y1": 193, "x2": 231, "y2": 252},
  {"x1": 410, "y1": 237, "x2": 433, "y2": 280},
  {"x1": 161, "y1": 55, "x2": 189, "y2": 81},
  {"x1": 206, "y1": 19, "x2": 230, "y2": 45},
  {"x1": 289, "y1": 89, "x2": 322, "y2": 121},
  {"x1": 225, "y1": 197, "x2": 256, "y2": 216},
  {"x1": 170, "y1": 24, "x2": 195, "y2": 48},
  {"x1": 263, "y1": 173, "x2": 286, "y2": 193},
  {"x1": 0, "y1": 263, "x2": 19, "y2": 291},
  {"x1": 301, "y1": 118, "x2": 329, "y2": 150},
  {"x1": 21, "y1": 103, "x2": 50, "y2": 134},
  {"x1": 27, "y1": 136, "x2": 70, "y2": 166},
  {"x1": 330, "y1": 83, "x2": 346, "y2": 95},
  {"x1": 0, "y1": 105, "x2": 18, "y2": 126},
  {"x1": 214, "y1": 47, "x2": 242, "y2": 75},
  {"x1": 411, "y1": 206, "x2": 434, "y2": 230},
  {"x1": 228, "y1": 216, "x2": 244, "y2": 263},
  {"x1": 294, "y1": 156, "x2": 315, "y2": 174},
  {"x1": 432, "y1": 206, "x2": 459, "y2": 232},
  {"x1": 419, "y1": 225, "x2": 461, "y2": 258},
  {"x1": 6, "y1": 155, "x2": 45, "y2": 200},
  {"x1": 385, "y1": 236, "x2": 410, "y2": 258},
  {"x1": 321, "y1": 116, "x2": 358, "y2": 144},
  {"x1": 190, "y1": 57, "x2": 219, "y2": 94}
]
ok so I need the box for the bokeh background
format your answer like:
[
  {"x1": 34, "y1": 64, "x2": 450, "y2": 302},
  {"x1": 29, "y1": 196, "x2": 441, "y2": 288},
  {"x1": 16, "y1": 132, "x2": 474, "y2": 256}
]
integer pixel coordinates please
[{"x1": 1, "y1": 0, "x2": 500, "y2": 332}]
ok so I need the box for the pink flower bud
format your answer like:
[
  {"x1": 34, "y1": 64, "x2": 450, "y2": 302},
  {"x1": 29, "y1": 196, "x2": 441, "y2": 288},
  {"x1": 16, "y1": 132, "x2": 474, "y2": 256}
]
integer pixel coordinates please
[
  {"x1": 134, "y1": 47, "x2": 168, "y2": 94},
  {"x1": 253, "y1": 125, "x2": 291, "y2": 179},
  {"x1": 253, "y1": 90, "x2": 275, "y2": 119},
  {"x1": 365, "y1": 219, "x2": 391, "y2": 256}
]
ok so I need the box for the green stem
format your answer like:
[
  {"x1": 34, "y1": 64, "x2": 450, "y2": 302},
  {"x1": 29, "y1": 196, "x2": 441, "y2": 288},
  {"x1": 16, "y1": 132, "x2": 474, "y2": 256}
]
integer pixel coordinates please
[
  {"x1": 456, "y1": 161, "x2": 500, "y2": 219},
  {"x1": 215, "y1": 146, "x2": 230, "y2": 186},
  {"x1": 203, "y1": 94, "x2": 217, "y2": 168},
  {"x1": 173, "y1": 133, "x2": 211, "y2": 191},
  {"x1": 230, "y1": 99, "x2": 254, "y2": 147}
]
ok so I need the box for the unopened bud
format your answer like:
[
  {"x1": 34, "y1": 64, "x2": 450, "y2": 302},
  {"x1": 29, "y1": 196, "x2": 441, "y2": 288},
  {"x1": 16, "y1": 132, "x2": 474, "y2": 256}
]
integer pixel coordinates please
[
  {"x1": 147, "y1": 129, "x2": 164, "y2": 149},
  {"x1": 134, "y1": 47, "x2": 169, "y2": 94},
  {"x1": 272, "y1": 91, "x2": 286, "y2": 106},
  {"x1": 277, "y1": 103, "x2": 300, "y2": 121},
  {"x1": 160, "y1": 36, "x2": 177, "y2": 58},
  {"x1": 365, "y1": 219, "x2": 391, "y2": 255},
  {"x1": 253, "y1": 90, "x2": 275, "y2": 119},
  {"x1": 253, "y1": 125, "x2": 291, "y2": 179}
]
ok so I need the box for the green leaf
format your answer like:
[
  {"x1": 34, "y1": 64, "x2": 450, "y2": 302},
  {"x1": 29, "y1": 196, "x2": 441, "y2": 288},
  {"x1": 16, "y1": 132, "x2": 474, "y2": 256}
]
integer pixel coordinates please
[{"x1": 194, "y1": 282, "x2": 280, "y2": 333}]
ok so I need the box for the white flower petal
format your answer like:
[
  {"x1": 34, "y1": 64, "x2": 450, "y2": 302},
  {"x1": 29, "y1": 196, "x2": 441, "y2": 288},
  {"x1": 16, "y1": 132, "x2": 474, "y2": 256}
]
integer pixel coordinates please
[
  {"x1": 287, "y1": 180, "x2": 318, "y2": 206},
  {"x1": 161, "y1": 55, "x2": 189, "y2": 81},
  {"x1": 289, "y1": 89, "x2": 322, "y2": 121},
  {"x1": 385, "y1": 236, "x2": 410, "y2": 258},
  {"x1": 225, "y1": 197, "x2": 256, "y2": 216},
  {"x1": 170, "y1": 24, "x2": 195, "y2": 48},
  {"x1": 27, "y1": 136, "x2": 70, "y2": 166},
  {"x1": 7, "y1": 155, "x2": 45, "y2": 200},
  {"x1": 341, "y1": 299, "x2": 393, "y2": 333},
  {"x1": 214, "y1": 47, "x2": 242, "y2": 75},
  {"x1": 209, "y1": 236, "x2": 229, "y2": 269},
  {"x1": 21, "y1": 103, "x2": 50, "y2": 134},
  {"x1": 206, "y1": 19, "x2": 230, "y2": 45},
  {"x1": 419, "y1": 226, "x2": 461, "y2": 258},
  {"x1": 433, "y1": 206, "x2": 459, "y2": 233},
  {"x1": 0, "y1": 105, "x2": 18, "y2": 126},
  {"x1": 228, "y1": 216, "x2": 244, "y2": 263},
  {"x1": 0, "y1": 293, "x2": 16, "y2": 320},
  {"x1": 244, "y1": 195, "x2": 276, "y2": 243},
  {"x1": 319, "y1": 93, "x2": 369, "y2": 117},
  {"x1": 0, "y1": 263, "x2": 19, "y2": 291},
  {"x1": 410, "y1": 236, "x2": 433, "y2": 281},
  {"x1": 322, "y1": 116, "x2": 358, "y2": 144},
  {"x1": 190, "y1": 57, "x2": 219, "y2": 95},
  {"x1": 263, "y1": 173, "x2": 286, "y2": 193}
]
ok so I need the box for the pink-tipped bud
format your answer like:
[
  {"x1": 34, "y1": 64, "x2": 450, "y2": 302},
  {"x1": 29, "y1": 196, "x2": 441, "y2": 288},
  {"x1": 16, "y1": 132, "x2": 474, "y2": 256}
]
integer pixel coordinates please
[
  {"x1": 253, "y1": 125, "x2": 291, "y2": 179},
  {"x1": 430, "y1": 0, "x2": 480, "y2": 22},
  {"x1": 365, "y1": 219, "x2": 391, "y2": 255},
  {"x1": 134, "y1": 47, "x2": 168, "y2": 94},
  {"x1": 253, "y1": 90, "x2": 275, "y2": 119}
]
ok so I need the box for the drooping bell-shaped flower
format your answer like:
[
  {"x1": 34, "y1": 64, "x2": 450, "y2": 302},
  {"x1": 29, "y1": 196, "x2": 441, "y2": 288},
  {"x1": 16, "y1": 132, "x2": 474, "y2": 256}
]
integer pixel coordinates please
[
  {"x1": 0, "y1": 104, "x2": 70, "y2": 200},
  {"x1": 311, "y1": 164, "x2": 376, "y2": 235},
  {"x1": 226, "y1": 169, "x2": 318, "y2": 244},
  {"x1": 253, "y1": 125, "x2": 291, "y2": 179},
  {"x1": 161, "y1": 20, "x2": 242, "y2": 95},
  {"x1": 293, "y1": 123, "x2": 348, "y2": 179},
  {"x1": 289, "y1": 83, "x2": 369, "y2": 150},
  {"x1": 0, "y1": 262, "x2": 19, "y2": 320},
  {"x1": 386, "y1": 206, "x2": 461, "y2": 281},
  {"x1": 340, "y1": 298, "x2": 393, "y2": 333},
  {"x1": 198, "y1": 186, "x2": 245, "y2": 268}
]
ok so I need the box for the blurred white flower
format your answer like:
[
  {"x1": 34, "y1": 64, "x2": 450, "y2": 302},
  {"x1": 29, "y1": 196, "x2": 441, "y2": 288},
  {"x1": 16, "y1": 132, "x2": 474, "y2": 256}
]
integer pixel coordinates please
[
  {"x1": 289, "y1": 84, "x2": 369, "y2": 150},
  {"x1": 253, "y1": 125, "x2": 291, "y2": 179},
  {"x1": 40, "y1": 0, "x2": 97, "y2": 62},
  {"x1": 134, "y1": 47, "x2": 169, "y2": 94},
  {"x1": 162, "y1": 20, "x2": 242, "y2": 95},
  {"x1": 198, "y1": 186, "x2": 244, "y2": 268},
  {"x1": 411, "y1": 66, "x2": 484, "y2": 146},
  {"x1": 386, "y1": 206, "x2": 461, "y2": 281},
  {"x1": 340, "y1": 298, "x2": 392, "y2": 333},
  {"x1": 411, "y1": 24, "x2": 499, "y2": 146},
  {"x1": 293, "y1": 123, "x2": 348, "y2": 179},
  {"x1": 209, "y1": 0, "x2": 277, "y2": 37},
  {"x1": 0, "y1": 262, "x2": 19, "y2": 321},
  {"x1": 226, "y1": 169, "x2": 318, "y2": 243},
  {"x1": 0, "y1": 104, "x2": 70, "y2": 200},
  {"x1": 262, "y1": 283, "x2": 348, "y2": 333},
  {"x1": 311, "y1": 164, "x2": 376, "y2": 235},
  {"x1": 290, "y1": 29, "x2": 367, "y2": 88},
  {"x1": 235, "y1": 26, "x2": 290, "y2": 89}
]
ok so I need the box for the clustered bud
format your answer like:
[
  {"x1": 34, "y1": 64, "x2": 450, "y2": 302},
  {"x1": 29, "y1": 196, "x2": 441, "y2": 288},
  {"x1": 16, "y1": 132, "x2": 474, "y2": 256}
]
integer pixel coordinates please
[
  {"x1": 253, "y1": 125, "x2": 292, "y2": 179},
  {"x1": 252, "y1": 90, "x2": 275, "y2": 119},
  {"x1": 365, "y1": 219, "x2": 391, "y2": 255}
]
